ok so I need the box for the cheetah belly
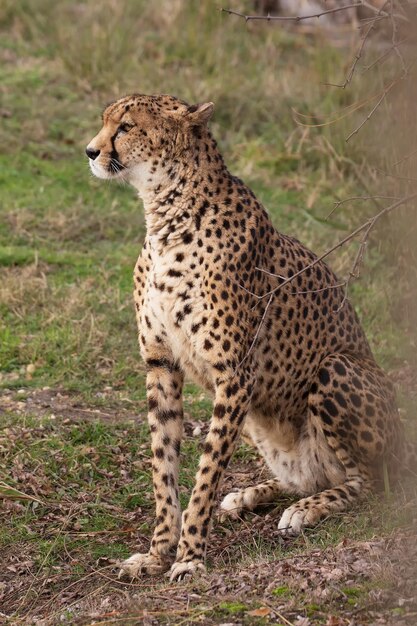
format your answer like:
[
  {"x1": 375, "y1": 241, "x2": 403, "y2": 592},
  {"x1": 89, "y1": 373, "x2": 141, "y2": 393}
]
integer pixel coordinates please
[{"x1": 244, "y1": 413, "x2": 345, "y2": 495}]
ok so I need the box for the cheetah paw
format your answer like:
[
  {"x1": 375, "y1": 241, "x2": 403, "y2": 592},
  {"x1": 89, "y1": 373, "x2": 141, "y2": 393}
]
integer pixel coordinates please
[
  {"x1": 278, "y1": 504, "x2": 322, "y2": 535},
  {"x1": 169, "y1": 560, "x2": 206, "y2": 582},
  {"x1": 118, "y1": 552, "x2": 171, "y2": 579},
  {"x1": 218, "y1": 491, "x2": 245, "y2": 521}
]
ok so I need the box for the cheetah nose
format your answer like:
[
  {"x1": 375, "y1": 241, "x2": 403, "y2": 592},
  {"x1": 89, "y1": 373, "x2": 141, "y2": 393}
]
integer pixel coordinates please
[{"x1": 86, "y1": 147, "x2": 100, "y2": 160}]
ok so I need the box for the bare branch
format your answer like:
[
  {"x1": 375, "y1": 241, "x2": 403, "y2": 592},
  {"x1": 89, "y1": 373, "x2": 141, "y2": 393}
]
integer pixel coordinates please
[
  {"x1": 259, "y1": 192, "x2": 417, "y2": 302},
  {"x1": 234, "y1": 293, "x2": 274, "y2": 371},
  {"x1": 290, "y1": 282, "x2": 347, "y2": 296},
  {"x1": 292, "y1": 92, "x2": 380, "y2": 129},
  {"x1": 345, "y1": 78, "x2": 396, "y2": 142},
  {"x1": 336, "y1": 219, "x2": 374, "y2": 312},
  {"x1": 390, "y1": 0, "x2": 408, "y2": 75},
  {"x1": 324, "y1": 24, "x2": 375, "y2": 89},
  {"x1": 326, "y1": 195, "x2": 400, "y2": 219},
  {"x1": 391, "y1": 147, "x2": 417, "y2": 167},
  {"x1": 221, "y1": 4, "x2": 363, "y2": 23},
  {"x1": 361, "y1": 0, "x2": 390, "y2": 17},
  {"x1": 361, "y1": 1, "x2": 410, "y2": 21},
  {"x1": 362, "y1": 37, "x2": 408, "y2": 74},
  {"x1": 372, "y1": 168, "x2": 417, "y2": 183},
  {"x1": 324, "y1": 1, "x2": 391, "y2": 89},
  {"x1": 336, "y1": 33, "x2": 414, "y2": 143}
]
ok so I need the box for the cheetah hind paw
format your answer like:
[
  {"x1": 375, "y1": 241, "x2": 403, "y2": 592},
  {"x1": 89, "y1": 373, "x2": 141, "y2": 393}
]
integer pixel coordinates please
[
  {"x1": 278, "y1": 503, "x2": 323, "y2": 536},
  {"x1": 169, "y1": 559, "x2": 206, "y2": 582},
  {"x1": 118, "y1": 552, "x2": 171, "y2": 579}
]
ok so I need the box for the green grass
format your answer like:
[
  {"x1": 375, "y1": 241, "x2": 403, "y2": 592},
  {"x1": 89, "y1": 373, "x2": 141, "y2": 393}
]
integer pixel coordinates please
[
  {"x1": 1, "y1": 1, "x2": 415, "y2": 395},
  {"x1": 1, "y1": 0, "x2": 416, "y2": 623},
  {"x1": 0, "y1": 411, "x2": 206, "y2": 570}
]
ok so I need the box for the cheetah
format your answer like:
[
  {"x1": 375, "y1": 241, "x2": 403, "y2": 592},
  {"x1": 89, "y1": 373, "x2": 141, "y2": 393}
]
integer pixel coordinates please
[{"x1": 86, "y1": 94, "x2": 415, "y2": 581}]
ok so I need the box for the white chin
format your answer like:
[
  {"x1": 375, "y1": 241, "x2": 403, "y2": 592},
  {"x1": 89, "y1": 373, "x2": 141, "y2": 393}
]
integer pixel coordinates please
[
  {"x1": 89, "y1": 160, "x2": 110, "y2": 180},
  {"x1": 89, "y1": 160, "x2": 126, "y2": 181}
]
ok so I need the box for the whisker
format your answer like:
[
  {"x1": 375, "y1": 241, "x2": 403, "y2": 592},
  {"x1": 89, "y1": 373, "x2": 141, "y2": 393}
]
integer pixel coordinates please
[
  {"x1": 109, "y1": 157, "x2": 126, "y2": 174},
  {"x1": 111, "y1": 157, "x2": 125, "y2": 168}
]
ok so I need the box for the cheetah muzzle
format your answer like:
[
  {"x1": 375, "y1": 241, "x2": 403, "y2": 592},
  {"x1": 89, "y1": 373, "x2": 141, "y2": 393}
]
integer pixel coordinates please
[{"x1": 86, "y1": 93, "x2": 414, "y2": 581}]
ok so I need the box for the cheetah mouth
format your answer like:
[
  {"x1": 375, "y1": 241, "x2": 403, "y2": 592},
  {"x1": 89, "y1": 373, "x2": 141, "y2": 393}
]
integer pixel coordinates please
[{"x1": 89, "y1": 158, "x2": 127, "y2": 181}]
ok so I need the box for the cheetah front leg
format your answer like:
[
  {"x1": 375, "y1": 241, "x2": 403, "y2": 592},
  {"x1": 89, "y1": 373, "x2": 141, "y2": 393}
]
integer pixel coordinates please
[
  {"x1": 169, "y1": 372, "x2": 253, "y2": 581},
  {"x1": 119, "y1": 362, "x2": 184, "y2": 578}
]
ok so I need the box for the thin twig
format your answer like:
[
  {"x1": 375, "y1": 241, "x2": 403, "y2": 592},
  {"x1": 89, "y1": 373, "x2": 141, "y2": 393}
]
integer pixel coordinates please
[
  {"x1": 390, "y1": 0, "x2": 408, "y2": 75},
  {"x1": 336, "y1": 218, "x2": 374, "y2": 312},
  {"x1": 346, "y1": 78, "x2": 397, "y2": 142},
  {"x1": 391, "y1": 147, "x2": 417, "y2": 167},
  {"x1": 324, "y1": 22, "x2": 377, "y2": 88},
  {"x1": 326, "y1": 196, "x2": 400, "y2": 219},
  {"x1": 235, "y1": 292, "x2": 273, "y2": 370},
  {"x1": 361, "y1": 0, "x2": 409, "y2": 22},
  {"x1": 292, "y1": 89, "x2": 385, "y2": 129},
  {"x1": 346, "y1": 52, "x2": 417, "y2": 141},
  {"x1": 263, "y1": 603, "x2": 295, "y2": 626},
  {"x1": 362, "y1": 37, "x2": 408, "y2": 73},
  {"x1": 372, "y1": 168, "x2": 417, "y2": 183},
  {"x1": 221, "y1": 4, "x2": 362, "y2": 23},
  {"x1": 259, "y1": 193, "x2": 417, "y2": 302},
  {"x1": 324, "y1": 1, "x2": 390, "y2": 89},
  {"x1": 291, "y1": 282, "x2": 346, "y2": 297},
  {"x1": 361, "y1": 0, "x2": 390, "y2": 17}
]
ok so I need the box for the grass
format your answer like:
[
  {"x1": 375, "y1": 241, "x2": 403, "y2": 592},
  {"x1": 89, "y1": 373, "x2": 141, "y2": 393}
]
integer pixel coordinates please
[
  {"x1": 1, "y1": 2, "x2": 415, "y2": 393},
  {"x1": 1, "y1": 403, "x2": 414, "y2": 623},
  {"x1": 1, "y1": 0, "x2": 417, "y2": 623}
]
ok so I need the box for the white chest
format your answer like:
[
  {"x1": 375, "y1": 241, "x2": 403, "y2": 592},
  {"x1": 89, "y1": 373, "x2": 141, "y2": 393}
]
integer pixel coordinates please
[{"x1": 141, "y1": 245, "x2": 213, "y2": 389}]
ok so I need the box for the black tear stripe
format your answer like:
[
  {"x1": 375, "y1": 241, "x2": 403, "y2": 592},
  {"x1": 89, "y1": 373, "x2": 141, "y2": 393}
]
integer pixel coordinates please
[{"x1": 109, "y1": 132, "x2": 125, "y2": 174}]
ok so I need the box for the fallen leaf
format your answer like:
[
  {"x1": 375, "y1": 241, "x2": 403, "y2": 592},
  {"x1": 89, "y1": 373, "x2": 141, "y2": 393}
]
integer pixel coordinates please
[
  {"x1": 326, "y1": 617, "x2": 343, "y2": 626},
  {"x1": 247, "y1": 606, "x2": 271, "y2": 617}
]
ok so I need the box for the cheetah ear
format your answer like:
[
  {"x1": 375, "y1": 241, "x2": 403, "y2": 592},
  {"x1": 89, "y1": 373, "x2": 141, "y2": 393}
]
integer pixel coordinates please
[{"x1": 185, "y1": 102, "x2": 214, "y2": 126}]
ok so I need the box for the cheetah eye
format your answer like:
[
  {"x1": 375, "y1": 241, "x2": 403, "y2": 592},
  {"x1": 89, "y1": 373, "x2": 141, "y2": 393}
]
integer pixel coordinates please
[{"x1": 117, "y1": 122, "x2": 134, "y2": 136}]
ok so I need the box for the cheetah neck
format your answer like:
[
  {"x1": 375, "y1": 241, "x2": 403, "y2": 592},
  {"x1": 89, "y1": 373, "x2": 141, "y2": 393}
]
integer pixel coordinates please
[
  {"x1": 141, "y1": 174, "x2": 196, "y2": 249},
  {"x1": 131, "y1": 132, "x2": 229, "y2": 254}
]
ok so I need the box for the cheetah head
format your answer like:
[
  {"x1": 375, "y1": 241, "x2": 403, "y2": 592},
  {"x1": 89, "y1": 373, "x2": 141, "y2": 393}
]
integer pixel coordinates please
[{"x1": 86, "y1": 94, "x2": 214, "y2": 192}]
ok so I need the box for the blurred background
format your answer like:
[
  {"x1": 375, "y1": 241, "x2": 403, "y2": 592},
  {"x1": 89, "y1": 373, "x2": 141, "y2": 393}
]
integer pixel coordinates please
[
  {"x1": 1, "y1": 2, "x2": 416, "y2": 622},
  {"x1": 0, "y1": 0, "x2": 416, "y2": 409}
]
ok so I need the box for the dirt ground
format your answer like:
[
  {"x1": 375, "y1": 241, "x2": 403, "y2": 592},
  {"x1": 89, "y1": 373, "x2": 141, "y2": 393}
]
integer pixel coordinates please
[
  {"x1": 1, "y1": 388, "x2": 417, "y2": 626},
  {"x1": 1, "y1": 505, "x2": 416, "y2": 625}
]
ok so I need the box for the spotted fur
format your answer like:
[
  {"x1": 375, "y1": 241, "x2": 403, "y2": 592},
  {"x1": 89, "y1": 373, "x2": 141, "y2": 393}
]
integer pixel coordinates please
[{"x1": 86, "y1": 94, "x2": 415, "y2": 581}]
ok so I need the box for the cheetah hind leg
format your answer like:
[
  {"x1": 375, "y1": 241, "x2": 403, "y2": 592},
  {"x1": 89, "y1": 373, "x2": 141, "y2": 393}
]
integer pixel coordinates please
[
  {"x1": 277, "y1": 468, "x2": 371, "y2": 535},
  {"x1": 219, "y1": 477, "x2": 289, "y2": 520},
  {"x1": 278, "y1": 353, "x2": 394, "y2": 535}
]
